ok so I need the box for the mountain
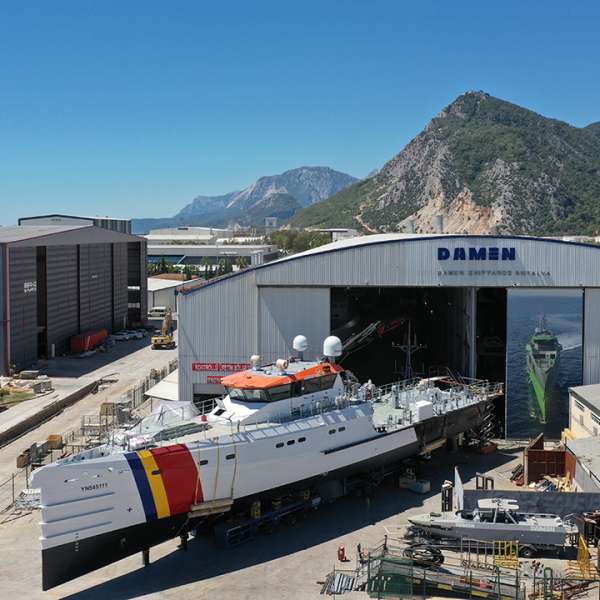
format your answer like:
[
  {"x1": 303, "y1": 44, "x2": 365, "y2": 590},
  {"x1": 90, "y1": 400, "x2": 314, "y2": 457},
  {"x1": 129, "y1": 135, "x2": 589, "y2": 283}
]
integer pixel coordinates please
[
  {"x1": 291, "y1": 92, "x2": 600, "y2": 235},
  {"x1": 132, "y1": 167, "x2": 357, "y2": 233}
]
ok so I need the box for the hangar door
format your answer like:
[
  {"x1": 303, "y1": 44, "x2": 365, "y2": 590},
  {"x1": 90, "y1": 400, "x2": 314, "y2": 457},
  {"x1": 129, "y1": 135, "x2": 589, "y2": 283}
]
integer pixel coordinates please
[{"x1": 259, "y1": 287, "x2": 330, "y2": 363}]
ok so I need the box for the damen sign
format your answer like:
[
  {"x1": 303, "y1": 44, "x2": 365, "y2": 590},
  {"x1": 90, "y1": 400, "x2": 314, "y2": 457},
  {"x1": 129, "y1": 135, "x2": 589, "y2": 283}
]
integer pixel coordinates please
[{"x1": 438, "y1": 247, "x2": 516, "y2": 261}]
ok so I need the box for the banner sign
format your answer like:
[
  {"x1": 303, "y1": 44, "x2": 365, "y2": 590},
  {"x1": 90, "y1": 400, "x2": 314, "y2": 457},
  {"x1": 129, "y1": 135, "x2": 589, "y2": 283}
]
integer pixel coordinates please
[{"x1": 192, "y1": 362, "x2": 250, "y2": 372}]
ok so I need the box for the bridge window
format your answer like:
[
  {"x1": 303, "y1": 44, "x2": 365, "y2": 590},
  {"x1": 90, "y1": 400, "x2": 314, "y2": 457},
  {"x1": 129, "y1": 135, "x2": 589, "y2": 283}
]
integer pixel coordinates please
[{"x1": 268, "y1": 384, "x2": 292, "y2": 403}]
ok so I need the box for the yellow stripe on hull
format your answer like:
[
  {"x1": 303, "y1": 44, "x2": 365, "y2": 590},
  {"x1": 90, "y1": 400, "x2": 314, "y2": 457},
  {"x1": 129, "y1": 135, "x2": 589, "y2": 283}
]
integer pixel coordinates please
[{"x1": 138, "y1": 450, "x2": 171, "y2": 518}]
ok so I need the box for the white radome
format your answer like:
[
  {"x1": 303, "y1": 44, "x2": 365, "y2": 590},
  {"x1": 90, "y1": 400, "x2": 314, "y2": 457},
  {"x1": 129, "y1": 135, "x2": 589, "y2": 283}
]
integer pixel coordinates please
[{"x1": 323, "y1": 335, "x2": 342, "y2": 358}]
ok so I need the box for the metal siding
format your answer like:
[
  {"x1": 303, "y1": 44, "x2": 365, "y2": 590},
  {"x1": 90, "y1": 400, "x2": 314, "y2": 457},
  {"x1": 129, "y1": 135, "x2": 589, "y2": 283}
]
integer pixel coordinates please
[
  {"x1": 140, "y1": 241, "x2": 147, "y2": 319},
  {"x1": 79, "y1": 244, "x2": 112, "y2": 332},
  {"x1": 584, "y1": 288, "x2": 600, "y2": 384},
  {"x1": 178, "y1": 272, "x2": 258, "y2": 402},
  {"x1": 8, "y1": 247, "x2": 38, "y2": 370},
  {"x1": 0, "y1": 245, "x2": 6, "y2": 374},
  {"x1": 46, "y1": 245, "x2": 79, "y2": 354},
  {"x1": 255, "y1": 237, "x2": 600, "y2": 288},
  {"x1": 112, "y1": 242, "x2": 128, "y2": 329},
  {"x1": 259, "y1": 287, "x2": 330, "y2": 363}
]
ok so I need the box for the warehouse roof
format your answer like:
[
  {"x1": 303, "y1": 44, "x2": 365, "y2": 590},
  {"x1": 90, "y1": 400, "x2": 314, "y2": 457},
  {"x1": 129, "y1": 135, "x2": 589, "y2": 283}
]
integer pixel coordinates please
[
  {"x1": 570, "y1": 383, "x2": 600, "y2": 414},
  {"x1": 147, "y1": 277, "x2": 198, "y2": 292},
  {"x1": 19, "y1": 213, "x2": 129, "y2": 223},
  {"x1": 178, "y1": 232, "x2": 600, "y2": 297},
  {"x1": 0, "y1": 225, "x2": 87, "y2": 242},
  {"x1": 0, "y1": 225, "x2": 143, "y2": 246},
  {"x1": 566, "y1": 436, "x2": 600, "y2": 478}
]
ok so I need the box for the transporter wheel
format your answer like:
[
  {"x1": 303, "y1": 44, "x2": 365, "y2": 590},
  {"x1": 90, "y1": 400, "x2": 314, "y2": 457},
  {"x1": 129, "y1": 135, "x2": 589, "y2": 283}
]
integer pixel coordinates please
[{"x1": 519, "y1": 545, "x2": 535, "y2": 558}]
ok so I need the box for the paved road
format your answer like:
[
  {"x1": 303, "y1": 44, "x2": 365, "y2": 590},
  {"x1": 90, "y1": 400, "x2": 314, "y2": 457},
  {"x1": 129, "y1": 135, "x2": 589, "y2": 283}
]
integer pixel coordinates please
[
  {"x1": 2, "y1": 448, "x2": 578, "y2": 600},
  {"x1": 0, "y1": 335, "x2": 177, "y2": 488}
]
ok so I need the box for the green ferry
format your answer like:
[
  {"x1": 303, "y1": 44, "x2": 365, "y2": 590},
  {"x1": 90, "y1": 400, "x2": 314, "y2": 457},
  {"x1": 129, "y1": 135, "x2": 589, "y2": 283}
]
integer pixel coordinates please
[{"x1": 526, "y1": 317, "x2": 561, "y2": 423}]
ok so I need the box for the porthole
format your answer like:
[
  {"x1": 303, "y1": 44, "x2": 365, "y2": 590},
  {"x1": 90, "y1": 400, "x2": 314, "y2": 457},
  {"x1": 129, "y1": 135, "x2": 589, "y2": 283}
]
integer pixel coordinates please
[
  {"x1": 338, "y1": 426, "x2": 346, "y2": 432},
  {"x1": 199, "y1": 459, "x2": 209, "y2": 465},
  {"x1": 328, "y1": 429, "x2": 336, "y2": 435},
  {"x1": 225, "y1": 454, "x2": 235, "y2": 460},
  {"x1": 276, "y1": 442, "x2": 284, "y2": 448},
  {"x1": 287, "y1": 439, "x2": 295, "y2": 446},
  {"x1": 298, "y1": 437, "x2": 306, "y2": 443}
]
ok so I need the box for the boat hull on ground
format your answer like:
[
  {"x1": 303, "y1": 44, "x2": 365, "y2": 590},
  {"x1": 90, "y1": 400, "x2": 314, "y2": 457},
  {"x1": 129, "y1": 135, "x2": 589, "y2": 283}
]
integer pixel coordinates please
[{"x1": 40, "y1": 401, "x2": 492, "y2": 590}]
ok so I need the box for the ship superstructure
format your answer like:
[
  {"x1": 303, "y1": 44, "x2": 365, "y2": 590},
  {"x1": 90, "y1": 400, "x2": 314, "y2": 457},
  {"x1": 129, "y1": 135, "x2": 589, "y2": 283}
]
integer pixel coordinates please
[
  {"x1": 32, "y1": 335, "x2": 500, "y2": 590},
  {"x1": 526, "y1": 317, "x2": 562, "y2": 423}
]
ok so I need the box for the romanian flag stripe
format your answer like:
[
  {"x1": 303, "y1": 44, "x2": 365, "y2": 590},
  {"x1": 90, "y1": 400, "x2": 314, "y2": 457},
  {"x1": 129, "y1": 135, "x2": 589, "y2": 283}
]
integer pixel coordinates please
[
  {"x1": 126, "y1": 445, "x2": 203, "y2": 522},
  {"x1": 138, "y1": 450, "x2": 171, "y2": 519},
  {"x1": 125, "y1": 452, "x2": 157, "y2": 521},
  {"x1": 150, "y1": 444, "x2": 203, "y2": 512}
]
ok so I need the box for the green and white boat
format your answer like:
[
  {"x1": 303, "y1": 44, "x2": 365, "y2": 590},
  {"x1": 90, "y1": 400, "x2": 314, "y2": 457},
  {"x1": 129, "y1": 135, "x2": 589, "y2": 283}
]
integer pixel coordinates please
[{"x1": 526, "y1": 317, "x2": 561, "y2": 423}]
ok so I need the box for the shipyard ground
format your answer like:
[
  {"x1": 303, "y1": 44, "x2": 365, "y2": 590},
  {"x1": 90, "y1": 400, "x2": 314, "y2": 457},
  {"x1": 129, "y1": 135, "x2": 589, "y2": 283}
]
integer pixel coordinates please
[
  {"x1": 0, "y1": 331, "x2": 177, "y2": 505},
  {"x1": 2, "y1": 445, "x2": 595, "y2": 600}
]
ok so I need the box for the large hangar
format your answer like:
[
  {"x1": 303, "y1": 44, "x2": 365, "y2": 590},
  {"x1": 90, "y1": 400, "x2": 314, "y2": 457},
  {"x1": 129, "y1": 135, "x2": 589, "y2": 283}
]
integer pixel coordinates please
[{"x1": 178, "y1": 234, "x2": 600, "y2": 438}]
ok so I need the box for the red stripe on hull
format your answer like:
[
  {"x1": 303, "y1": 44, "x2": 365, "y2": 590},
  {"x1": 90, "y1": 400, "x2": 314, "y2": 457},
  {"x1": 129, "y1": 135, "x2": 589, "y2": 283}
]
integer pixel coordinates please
[{"x1": 150, "y1": 444, "x2": 203, "y2": 514}]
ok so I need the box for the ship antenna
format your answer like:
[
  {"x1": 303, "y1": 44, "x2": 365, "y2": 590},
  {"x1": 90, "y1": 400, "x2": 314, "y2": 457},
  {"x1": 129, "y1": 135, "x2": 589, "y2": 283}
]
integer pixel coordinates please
[{"x1": 392, "y1": 321, "x2": 427, "y2": 379}]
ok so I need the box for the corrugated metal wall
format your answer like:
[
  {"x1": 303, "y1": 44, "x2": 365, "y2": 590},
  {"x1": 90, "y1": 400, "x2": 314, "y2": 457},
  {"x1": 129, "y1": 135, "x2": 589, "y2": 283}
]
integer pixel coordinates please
[
  {"x1": 46, "y1": 245, "x2": 79, "y2": 355},
  {"x1": 8, "y1": 247, "x2": 38, "y2": 370},
  {"x1": 584, "y1": 288, "x2": 600, "y2": 385},
  {"x1": 0, "y1": 245, "x2": 7, "y2": 374},
  {"x1": 127, "y1": 241, "x2": 147, "y2": 323},
  {"x1": 255, "y1": 237, "x2": 600, "y2": 288},
  {"x1": 112, "y1": 242, "x2": 128, "y2": 329},
  {"x1": 79, "y1": 243, "x2": 112, "y2": 332},
  {"x1": 259, "y1": 287, "x2": 330, "y2": 363},
  {"x1": 178, "y1": 272, "x2": 258, "y2": 402}
]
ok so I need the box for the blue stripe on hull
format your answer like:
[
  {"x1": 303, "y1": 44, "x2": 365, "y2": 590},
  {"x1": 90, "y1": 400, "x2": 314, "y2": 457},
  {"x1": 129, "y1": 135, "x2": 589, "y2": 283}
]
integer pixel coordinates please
[{"x1": 124, "y1": 452, "x2": 157, "y2": 521}]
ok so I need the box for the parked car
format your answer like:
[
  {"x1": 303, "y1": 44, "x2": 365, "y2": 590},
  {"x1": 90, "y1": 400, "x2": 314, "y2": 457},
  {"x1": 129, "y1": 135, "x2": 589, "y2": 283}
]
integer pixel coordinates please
[
  {"x1": 110, "y1": 332, "x2": 131, "y2": 342},
  {"x1": 125, "y1": 330, "x2": 144, "y2": 340}
]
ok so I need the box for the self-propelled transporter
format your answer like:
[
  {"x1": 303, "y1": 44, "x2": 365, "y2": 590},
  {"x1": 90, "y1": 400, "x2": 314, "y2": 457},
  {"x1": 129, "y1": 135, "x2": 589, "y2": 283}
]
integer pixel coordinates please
[{"x1": 32, "y1": 335, "x2": 501, "y2": 590}]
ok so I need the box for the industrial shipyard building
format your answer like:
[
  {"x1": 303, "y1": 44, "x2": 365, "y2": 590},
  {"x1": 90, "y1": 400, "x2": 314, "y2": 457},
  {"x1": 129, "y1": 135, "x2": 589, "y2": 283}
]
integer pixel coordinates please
[
  {"x1": 178, "y1": 234, "x2": 600, "y2": 438},
  {"x1": 0, "y1": 225, "x2": 146, "y2": 375}
]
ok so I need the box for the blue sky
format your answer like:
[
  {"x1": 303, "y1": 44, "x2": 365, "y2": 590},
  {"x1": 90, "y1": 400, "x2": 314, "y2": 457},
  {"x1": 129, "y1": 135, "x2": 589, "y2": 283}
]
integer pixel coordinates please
[{"x1": 1, "y1": 1, "x2": 599, "y2": 223}]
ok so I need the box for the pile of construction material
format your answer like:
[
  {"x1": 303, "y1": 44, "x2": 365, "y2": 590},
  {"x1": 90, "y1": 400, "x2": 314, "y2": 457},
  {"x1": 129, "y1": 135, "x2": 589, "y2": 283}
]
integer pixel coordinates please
[
  {"x1": 0, "y1": 372, "x2": 53, "y2": 406},
  {"x1": 16, "y1": 435, "x2": 63, "y2": 468}
]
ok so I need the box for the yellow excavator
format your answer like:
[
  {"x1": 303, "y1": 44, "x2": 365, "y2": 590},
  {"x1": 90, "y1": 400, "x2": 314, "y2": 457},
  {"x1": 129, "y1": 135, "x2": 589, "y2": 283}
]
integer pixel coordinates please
[{"x1": 151, "y1": 308, "x2": 176, "y2": 350}]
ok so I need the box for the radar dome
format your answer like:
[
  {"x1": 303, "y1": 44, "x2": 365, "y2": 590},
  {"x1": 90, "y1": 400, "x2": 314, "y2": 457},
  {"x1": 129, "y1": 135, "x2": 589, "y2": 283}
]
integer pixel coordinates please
[
  {"x1": 293, "y1": 335, "x2": 308, "y2": 353},
  {"x1": 323, "y1": 336, "x2": 342, "y2": 358}
]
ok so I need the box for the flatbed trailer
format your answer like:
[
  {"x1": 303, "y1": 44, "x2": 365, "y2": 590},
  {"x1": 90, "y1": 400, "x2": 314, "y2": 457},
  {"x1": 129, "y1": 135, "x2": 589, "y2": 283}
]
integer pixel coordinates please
[{"x1": 213, "y1": 496, "x2": 321, "y2": 548}]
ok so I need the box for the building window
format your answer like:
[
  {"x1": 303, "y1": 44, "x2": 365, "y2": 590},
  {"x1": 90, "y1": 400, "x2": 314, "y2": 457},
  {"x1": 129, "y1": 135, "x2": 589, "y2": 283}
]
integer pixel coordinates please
[
  {"x1": 592, "y1": 413, "x2": 600, "y2": 426},
  {"x1": 575, "y1": 400, "x2": 585, "y2": 412}
]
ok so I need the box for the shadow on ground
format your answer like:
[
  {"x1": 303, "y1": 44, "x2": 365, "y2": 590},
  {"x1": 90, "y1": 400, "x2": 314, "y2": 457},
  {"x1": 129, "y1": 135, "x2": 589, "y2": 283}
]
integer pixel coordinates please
[
  {"x1": 38, "y1": 321, "x2": 177, "y2": 379},
  {"x1": 61, "y1": 449, "x2": 516, "y2": 599}
]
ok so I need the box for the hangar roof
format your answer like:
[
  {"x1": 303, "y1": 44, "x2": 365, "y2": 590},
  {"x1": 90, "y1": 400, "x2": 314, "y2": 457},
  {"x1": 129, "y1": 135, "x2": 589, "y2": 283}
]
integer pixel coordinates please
[
  {"x1": 179, "y1": 233, "x2": 600, "y2": 297},
  {"x1": 0, "y1": 225, "x2": 143, "y2": 246}
]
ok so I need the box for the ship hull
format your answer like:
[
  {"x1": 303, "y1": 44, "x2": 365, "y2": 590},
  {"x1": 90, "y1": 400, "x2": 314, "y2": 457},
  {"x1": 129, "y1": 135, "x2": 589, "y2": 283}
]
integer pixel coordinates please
[
  {"x1": 527, "y1": 353, "x2": 559, "y2": 423},
  {"x1": 37, "y1": 400, "x2": 493, "y2": 590},
  {"x1": 41, "y1": 438, "x2": 420, "y2": 590}
]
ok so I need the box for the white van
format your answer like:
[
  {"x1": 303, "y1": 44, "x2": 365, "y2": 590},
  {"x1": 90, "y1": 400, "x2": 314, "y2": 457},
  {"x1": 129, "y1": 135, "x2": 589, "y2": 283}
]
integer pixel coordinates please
[{"x1": 148, "y1": 306, "x2": 167, "y2": 318}]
